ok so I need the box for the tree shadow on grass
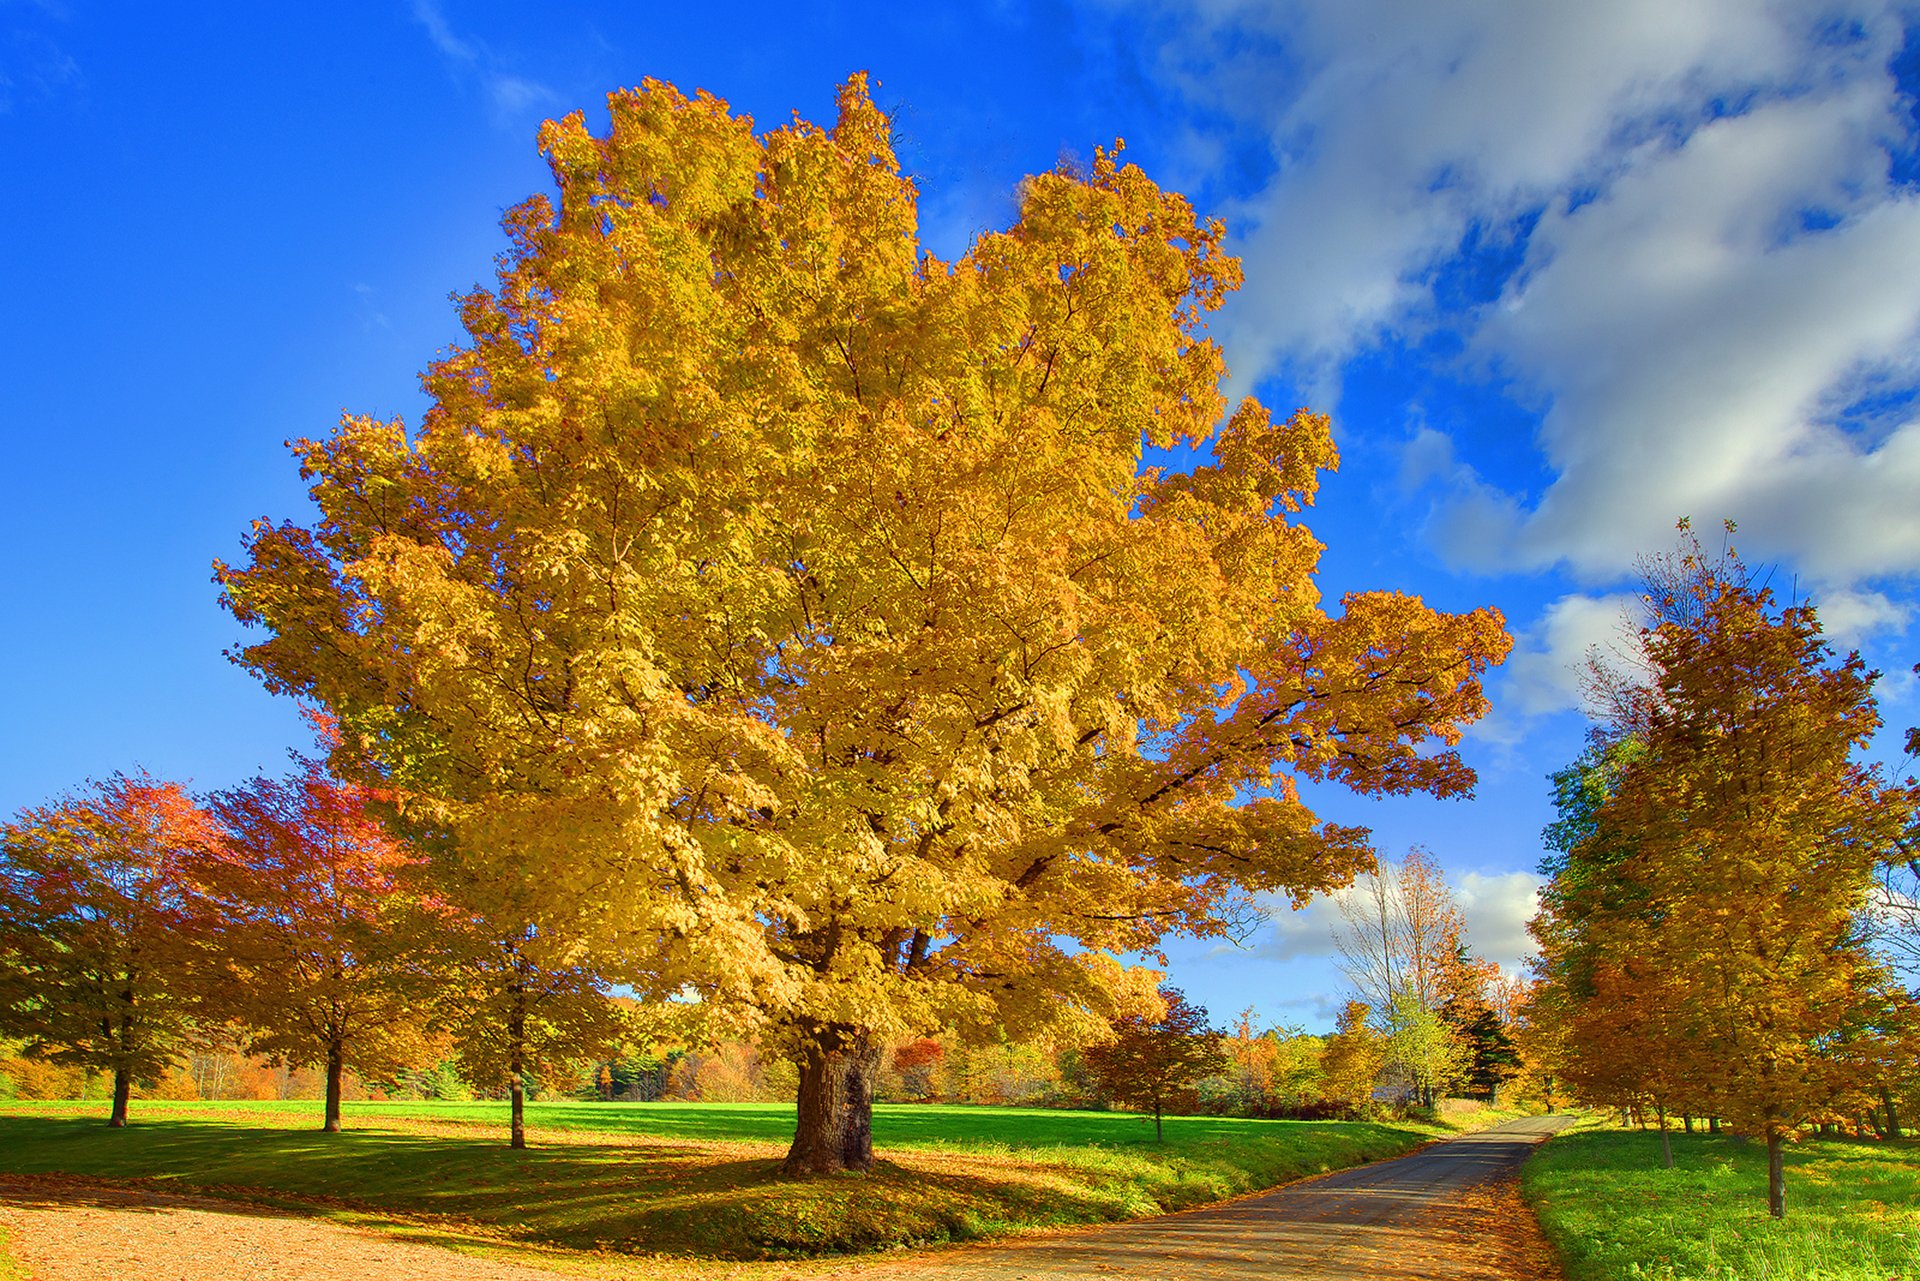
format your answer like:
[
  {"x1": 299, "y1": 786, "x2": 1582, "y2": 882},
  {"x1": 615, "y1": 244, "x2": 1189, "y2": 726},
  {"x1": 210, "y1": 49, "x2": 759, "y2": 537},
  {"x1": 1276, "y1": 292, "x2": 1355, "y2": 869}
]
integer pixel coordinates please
[{"x1": 0, "y1": 1115, "x2": 1183, "y2": 1260}]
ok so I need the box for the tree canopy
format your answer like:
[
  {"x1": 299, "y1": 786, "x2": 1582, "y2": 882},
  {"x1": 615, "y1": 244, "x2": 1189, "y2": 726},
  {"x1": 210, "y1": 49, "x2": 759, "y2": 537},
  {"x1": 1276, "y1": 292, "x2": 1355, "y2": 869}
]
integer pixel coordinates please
[{"x1": 218, "y1": 74, "x2": 1509, "y2": 1172}]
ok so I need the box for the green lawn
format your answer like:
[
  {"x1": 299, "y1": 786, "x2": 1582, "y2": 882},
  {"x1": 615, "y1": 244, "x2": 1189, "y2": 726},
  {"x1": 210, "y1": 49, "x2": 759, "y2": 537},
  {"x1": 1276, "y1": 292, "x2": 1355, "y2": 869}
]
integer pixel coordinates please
[
  {"x1": 1524, "y1": 1127, "x2": 1920, "y2": 1281},
  {"x1": 0, "y1": 1099, "x2": 1448, "y2": 1270}
]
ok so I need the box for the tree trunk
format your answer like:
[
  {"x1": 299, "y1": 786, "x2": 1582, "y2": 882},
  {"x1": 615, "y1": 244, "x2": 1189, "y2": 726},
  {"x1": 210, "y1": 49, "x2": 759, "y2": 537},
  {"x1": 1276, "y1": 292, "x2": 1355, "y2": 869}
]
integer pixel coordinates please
[
  {"x1": 108, "y1": 1067, "x2": 131, "y2": 1128},
  {"x1": 1657, "y1": 1105, "x2": 1673, "y2": 1168},
  {"x1": 1709, "y1": 1115, "x2": 1720, "y2": 1134},
  {"x1": 508, "y1": 984, "x2": 527, "y2": 1150},
  {"x1": 322, "y1": 1040, "x2": 345, "y2": 1132},
  {"x1": 783, "y1": 1028, "x2": 880, "y2": 1175},
  {"x1": 1884, "y1": 1085, "x2": 1902, "y2": 1140},
  {"x1": 1154, "y1": 1097, "x2": 1164, "y2": 1143},
  {"x1": 1766, "y1": 1127, "x2": 1786, "y2": 1220},
  {"x1": 1683, "y1": 1113, "x2": 1693, "y2": 1134}
]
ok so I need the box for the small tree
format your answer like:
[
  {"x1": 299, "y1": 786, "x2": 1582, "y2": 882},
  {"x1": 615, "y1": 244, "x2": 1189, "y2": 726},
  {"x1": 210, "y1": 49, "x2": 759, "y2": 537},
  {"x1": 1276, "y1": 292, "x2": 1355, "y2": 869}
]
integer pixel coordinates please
[
  {"x1": 437, "y1": 929, "x2": 630, "y2": 1147},
  {"x1": 1318, "y1": 999, "x2": 1387, "y2": 1115},
  {"x1": 1384, "y1": 992, "x2": 1466, "y2": 1109},
  {"x1": 185, "y1": 751, "x2": 428, "y2": 1132},
  {"x1": 0, "y1": 775, "x2": 209, "y2": 1126},
  {"x1": 1083, "y1": 986, "x2": 1226, "y2": 1140}
]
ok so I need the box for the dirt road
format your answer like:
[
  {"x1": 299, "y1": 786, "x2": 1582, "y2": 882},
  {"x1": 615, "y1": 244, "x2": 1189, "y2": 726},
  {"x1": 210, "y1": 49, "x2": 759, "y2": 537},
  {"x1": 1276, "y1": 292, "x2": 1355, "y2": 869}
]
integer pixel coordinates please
[{"x1": 819, "y1": 1115, "x2": 1572, "y2": 1280}]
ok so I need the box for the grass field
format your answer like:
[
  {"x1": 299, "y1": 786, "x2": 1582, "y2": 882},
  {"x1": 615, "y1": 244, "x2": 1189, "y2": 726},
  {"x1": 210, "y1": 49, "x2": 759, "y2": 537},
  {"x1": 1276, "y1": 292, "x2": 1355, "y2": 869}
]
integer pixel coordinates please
[
  {"x1": 0, "y1": 1099, "x2": 1455, "y2": 1271},
  {"x1": 1523, "y1": 1126, "x2": 1920, "y2": 1281}
]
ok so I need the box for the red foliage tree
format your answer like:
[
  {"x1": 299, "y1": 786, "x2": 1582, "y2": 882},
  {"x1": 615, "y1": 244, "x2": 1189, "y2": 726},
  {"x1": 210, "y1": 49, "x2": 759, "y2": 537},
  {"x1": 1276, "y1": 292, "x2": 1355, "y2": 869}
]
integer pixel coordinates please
[
  {"x1": 1083, "y1": 986, "x2": 1227, "y2": 1140},
  {"x1": 0, "y1": 774, "x2": 210, "y2": 1126},
  {"x1": 184, "y1": 749, "x2": 427, "y2": 1132}
]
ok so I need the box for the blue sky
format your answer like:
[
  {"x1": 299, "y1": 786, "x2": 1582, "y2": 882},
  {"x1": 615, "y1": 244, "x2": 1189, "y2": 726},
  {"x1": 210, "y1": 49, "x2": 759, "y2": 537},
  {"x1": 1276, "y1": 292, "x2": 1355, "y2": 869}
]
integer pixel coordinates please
[{"x1": 4, "y1": 0, "x2": 1917, "y2": 1031}]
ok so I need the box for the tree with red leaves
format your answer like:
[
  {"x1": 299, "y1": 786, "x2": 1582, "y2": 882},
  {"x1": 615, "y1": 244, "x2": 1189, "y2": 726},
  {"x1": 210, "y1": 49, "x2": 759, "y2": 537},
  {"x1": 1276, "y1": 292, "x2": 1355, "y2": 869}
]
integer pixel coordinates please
[
  {"x1": 185, "y1": 750, "x2": 428, "y2": 1132},
  {"x1": 1083, "y1": 986, "x2": 1226, "y2": 1140},
  {"x1": 0, "y1": 774, "x2": 209, "y2": 1126}
]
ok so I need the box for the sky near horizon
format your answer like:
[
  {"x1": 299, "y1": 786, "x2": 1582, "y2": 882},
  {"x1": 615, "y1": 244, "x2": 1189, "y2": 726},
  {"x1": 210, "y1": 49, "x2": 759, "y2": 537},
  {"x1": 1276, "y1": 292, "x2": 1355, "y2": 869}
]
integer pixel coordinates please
[{"x1": 3, "y1": 1, "x2": 1917, "y2": 1032}]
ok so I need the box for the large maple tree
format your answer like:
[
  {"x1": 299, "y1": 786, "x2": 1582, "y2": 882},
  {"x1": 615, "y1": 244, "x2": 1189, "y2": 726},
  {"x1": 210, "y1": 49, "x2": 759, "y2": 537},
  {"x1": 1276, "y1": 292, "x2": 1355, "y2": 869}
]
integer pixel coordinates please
[
  {"x1": 218, "y1": 75, "x2": 1509, "y2": 1172},
  {"x1": 0, "y1": 775, "x2": 209, "y2": 1126}
]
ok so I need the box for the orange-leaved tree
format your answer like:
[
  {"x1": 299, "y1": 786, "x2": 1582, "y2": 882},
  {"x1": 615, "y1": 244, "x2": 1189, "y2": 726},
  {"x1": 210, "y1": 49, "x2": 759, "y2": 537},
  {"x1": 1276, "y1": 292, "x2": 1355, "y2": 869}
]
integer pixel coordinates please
[
  {"x1": 1531, "y1": 528, "x2": 1917, "y2": 1215},
  {"x1": 184, "y1": 748, "x2": 429, "y2": 1132},
  {"x1": 216, "y1": 75, "x2": 1509, "y2": 1173},
  {"x1": 0, "y1": 774, "x2": 211, "y2": 1126},
  {"x1": 1317, "y1": 999, "x2": 1386, "y2": 1115}
]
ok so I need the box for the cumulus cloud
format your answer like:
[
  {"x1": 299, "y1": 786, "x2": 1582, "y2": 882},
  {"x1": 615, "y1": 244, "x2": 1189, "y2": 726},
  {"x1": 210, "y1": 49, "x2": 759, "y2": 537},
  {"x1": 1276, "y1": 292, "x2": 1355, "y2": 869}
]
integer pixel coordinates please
[
  {"x1": 1481, "y1": 84, "x2": 1920, "y2": 581},
  {"x1": 1498, "y1": 592, "x2": 1639, "y2": 718},
  {"x1": 1257, "y1": 891, "x2": 1345, "y2": 962},
  {"x1": 1255, "y1": 867, "x2": 1543, "y2": 976},
  {"x1": 1146, "y1": 0, "x2": 1920, "y2": 587},
  {"x1": 1454, "y1": 870, "x2": 1543, "y2": 973},
  {"x1": 1809, "y1": 585, "x2": 1913, "y2": 644}
]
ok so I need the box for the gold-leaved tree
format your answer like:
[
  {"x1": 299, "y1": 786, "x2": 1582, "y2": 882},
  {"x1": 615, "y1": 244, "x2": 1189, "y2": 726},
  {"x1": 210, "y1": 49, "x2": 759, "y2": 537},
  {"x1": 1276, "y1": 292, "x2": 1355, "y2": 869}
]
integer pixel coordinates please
[{"x1": 217, "y1": 75, "x2": 1509, "y2": 1173}]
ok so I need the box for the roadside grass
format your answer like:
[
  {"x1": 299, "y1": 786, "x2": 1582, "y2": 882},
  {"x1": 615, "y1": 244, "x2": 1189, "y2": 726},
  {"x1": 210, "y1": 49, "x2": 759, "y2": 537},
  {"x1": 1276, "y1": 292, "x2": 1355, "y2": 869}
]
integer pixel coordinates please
[
  {"x1": 0, "y1": 1099, "x2": 1458, "y2": 1268},
  {"x1": 1524, "y1": 1127, "x2": 1920, "y2": 1281}
]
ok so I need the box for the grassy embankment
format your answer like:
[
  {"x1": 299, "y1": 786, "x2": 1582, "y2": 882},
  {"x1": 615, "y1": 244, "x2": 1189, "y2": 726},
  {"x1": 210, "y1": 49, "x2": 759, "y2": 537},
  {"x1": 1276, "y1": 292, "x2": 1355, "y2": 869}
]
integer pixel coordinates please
[
  {"x1": 0, "y1": 1098, "x2": 1472, "y2": 1274},
  {"x1": 1524, "y1": 1123, "x2": 1920, "y2": 1281}
]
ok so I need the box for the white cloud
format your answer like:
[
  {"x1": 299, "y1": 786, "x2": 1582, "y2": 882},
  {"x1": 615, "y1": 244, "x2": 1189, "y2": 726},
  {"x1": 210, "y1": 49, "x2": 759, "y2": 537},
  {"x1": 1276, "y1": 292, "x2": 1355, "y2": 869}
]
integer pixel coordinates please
[
  {"x1": 1254, "y1": 867, "x2": 1543, "y2": 974},
  {"x1": 1480, "y1": 86, "x2": 1920, "y2": 581},
  {"x1": 1257, "y1": 891, "x2": 1344, "y2": 962},
  {"x1": 1454, "y1": 870, "x2": 1543, "y2": 973},
  {"x1": 1146, "y1": 0, "x2": 1920, "y2": 587},
  {"x1": 1809, "y1": 585, "x2": 1912, "y2": 644},
  {"x1": 1498, "y1": 592, "x2": 1639, "y2": 718}
]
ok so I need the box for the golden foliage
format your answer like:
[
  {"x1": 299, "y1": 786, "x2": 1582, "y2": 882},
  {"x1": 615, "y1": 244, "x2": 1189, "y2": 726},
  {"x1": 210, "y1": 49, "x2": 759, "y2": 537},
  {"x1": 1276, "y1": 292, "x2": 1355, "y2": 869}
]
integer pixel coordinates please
[{"x1": 217, "y1": 77, "x2": 1508, "y2": 1098}]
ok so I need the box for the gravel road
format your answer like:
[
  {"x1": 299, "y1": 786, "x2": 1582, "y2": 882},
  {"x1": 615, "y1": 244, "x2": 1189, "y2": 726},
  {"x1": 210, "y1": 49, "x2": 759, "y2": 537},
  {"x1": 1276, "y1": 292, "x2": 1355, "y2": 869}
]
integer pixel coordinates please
[{"x1": 816, "y1": 1115, "x2": 1572, "y2": 1281}]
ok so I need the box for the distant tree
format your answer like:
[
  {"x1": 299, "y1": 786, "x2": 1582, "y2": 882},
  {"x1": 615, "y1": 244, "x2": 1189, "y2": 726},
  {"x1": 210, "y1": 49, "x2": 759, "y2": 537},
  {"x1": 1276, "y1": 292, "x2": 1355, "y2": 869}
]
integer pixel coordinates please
[
  {"x1": 185, "y1": 750, "x2": 428, "y2": 1132},
  {"x1": 435, "y1": 930, "x2": 629, "y2": 1146},
  {"x1": 1317, "y1": 1000, "x2": 1386, "y2": 1115},
  {"x1": 886, "y1": 1037, "x2": 944, "y2": 1101},
  {"x1": 1083, "y1": 986, "x2": 1226, "y2": 1140},
  {"x1": 1436, "y1": 942, "x2": 1519, "y2": 1103},
  {"x1": 0, "y1": 775, "x2": 209, "y2": 1126},
  {"x1": 1333, "y1": 847, "x2": 1466, "y2": 1025},
  {"x1": 1384, "y1": 992, "x2": 1467, "y2": 1109}
]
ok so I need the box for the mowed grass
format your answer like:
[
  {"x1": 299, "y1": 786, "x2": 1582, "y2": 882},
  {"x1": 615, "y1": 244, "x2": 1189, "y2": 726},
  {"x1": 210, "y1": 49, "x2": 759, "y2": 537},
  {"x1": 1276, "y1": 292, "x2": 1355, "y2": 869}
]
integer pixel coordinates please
[
  {"x1": 0, "y1": 1099, "x2": 1443, "y2": 1267},
  {"x1": 1524, "y1": 1127, "x2": 1920, "y2": 1281}
]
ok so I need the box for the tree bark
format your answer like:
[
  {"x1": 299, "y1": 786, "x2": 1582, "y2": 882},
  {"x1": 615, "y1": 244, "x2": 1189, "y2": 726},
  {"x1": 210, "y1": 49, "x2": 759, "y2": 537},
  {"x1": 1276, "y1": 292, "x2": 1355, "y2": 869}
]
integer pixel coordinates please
[
  {"x1": 1766, "y1": 1126, "x2": 1786, "y2": 1220},
  {"x1": 783, "y1": 1028, "x2": 880, "y2": 1175},
  {"x1": 1884, "y1": 1085, "x2": 1902, "y2": 1140},
  {"x1": 323, "y1": 1040, "x2": 344, "y2": 1132},
  {"x1": 108, "y1": 1068, "x2": 131, "y2": 1128},
  {"x1": 508, "y1": 983, "x2": 527, "y2": 1150},
  {"x1": 1657, "y1": 1105, "x2": 1673, "y2": 1168}
]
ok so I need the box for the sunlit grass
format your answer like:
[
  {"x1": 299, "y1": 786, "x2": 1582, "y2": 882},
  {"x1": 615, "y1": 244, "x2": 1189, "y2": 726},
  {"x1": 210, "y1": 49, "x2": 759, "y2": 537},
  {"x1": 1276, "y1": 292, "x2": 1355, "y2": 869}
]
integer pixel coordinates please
[
  {"x1": 1524, "y1": 1128, "x2": 1920, "y2": 1281},
  {"x1": 0, "y1": 1099, "x2": 1452, "y2": 1264}
]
